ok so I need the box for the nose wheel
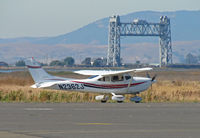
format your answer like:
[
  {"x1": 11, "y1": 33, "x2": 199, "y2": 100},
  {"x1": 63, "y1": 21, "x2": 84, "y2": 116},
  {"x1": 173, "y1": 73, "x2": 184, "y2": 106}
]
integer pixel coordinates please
[{"x1": 130, "y1": 95, "x2": 142, "y2": 103}]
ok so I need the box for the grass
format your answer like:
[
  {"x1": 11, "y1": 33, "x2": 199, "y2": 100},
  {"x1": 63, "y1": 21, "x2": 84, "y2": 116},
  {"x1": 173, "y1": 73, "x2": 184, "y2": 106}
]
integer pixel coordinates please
[
  {"x1": 0, "y1": 85, "x2": 98, "y2": 103},
  {"x1": 140, "y1": 81, "x2": 200, "y2": 103},
  {"x1": 0, "y1": 70, "x2": 200, "y2": 103}
]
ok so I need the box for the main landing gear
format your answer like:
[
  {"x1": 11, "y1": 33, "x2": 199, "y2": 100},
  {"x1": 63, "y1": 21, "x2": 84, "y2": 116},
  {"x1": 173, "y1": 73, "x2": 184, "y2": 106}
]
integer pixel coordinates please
[
  {"x1": 95, "y1": 93, "x2": 142, "y2": 103},
  {"x1": 95, "y1": 94, "x2": 125, "y2": 103},
  {"x1": 95, "y1": 95, "x2": 109, "y2": 103},
  {"x1": 130, "y1": 93, "x2": 142, "y2": 103}
]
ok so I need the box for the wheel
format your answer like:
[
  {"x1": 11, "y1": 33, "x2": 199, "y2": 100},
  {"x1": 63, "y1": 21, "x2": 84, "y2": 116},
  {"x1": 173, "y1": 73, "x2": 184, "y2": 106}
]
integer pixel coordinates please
[
  {"x1": 101, "y1": 100, "x2": 107, "y2": 103},
  {"x1": 130, "y1": 96, "x2": 142, "y2": 103}
]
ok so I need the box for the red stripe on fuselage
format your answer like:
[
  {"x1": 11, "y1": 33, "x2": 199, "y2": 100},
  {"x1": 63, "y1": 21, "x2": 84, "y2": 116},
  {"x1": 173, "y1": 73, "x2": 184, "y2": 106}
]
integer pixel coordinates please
[
  {"x1": 72, "y1": 81, "x2": 145, "y2": 89},
  {"x1": 27, "y1": 65, "x2": 41, "y2": 68}
]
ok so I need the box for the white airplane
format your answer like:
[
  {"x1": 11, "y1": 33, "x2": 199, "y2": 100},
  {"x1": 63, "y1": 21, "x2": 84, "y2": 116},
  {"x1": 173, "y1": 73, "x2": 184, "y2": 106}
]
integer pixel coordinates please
[{"x1": 25, "y1": 58, "x2": 156, "y2": 103}]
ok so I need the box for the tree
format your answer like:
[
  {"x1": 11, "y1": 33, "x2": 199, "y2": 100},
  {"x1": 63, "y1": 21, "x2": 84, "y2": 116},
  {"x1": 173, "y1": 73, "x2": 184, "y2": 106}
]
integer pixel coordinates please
[
  {"x1": 185, "y1": 53, "x2": 198, "y2": 64},
  {"x1": 40, "y1": 62, "x2": 48, "y2": 66},
  {"x1": 64, "y1": 57, "x2": 75, "y2": 66},
  {"x1": 49, "y1": 60, "x2": 64, "y2": 66},
  {"x1": 81, "y1": 57, "x2": 91, "y2": 66},
  {"x1": 92, "y1": 57, "x2": 107, "y2": 67},
  {"x1": 15, "y1": 60, "x2": 25, "y2": 66},
  {"x1": 93, "y1": 58, "x2": 103, "y2": 67},
  {"x1": 136, "y1": 60, "x2": 141, "y2": 65},
  {"x1": 198, "y1": 55, "x2": 200, "y2": 62}
]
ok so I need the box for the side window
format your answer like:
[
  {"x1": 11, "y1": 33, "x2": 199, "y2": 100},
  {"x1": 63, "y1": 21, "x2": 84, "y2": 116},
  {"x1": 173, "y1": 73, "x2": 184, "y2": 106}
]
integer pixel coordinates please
[
  {"x1": 98, "y1": 77, "x2": 109, "y2": 82},
  {"x1": 111, "y1": 75, "x2": 123, "y2": 82},
  {"x1": 112, "y1": 76, "x2": 119, "y2": 82},
  {"x1": 105, "y1": 77, "x2": 110, "y2": 81},
  {"x1": 99, "y1": 76, "x2": 125, "y2": 82},
  {"x1": 125, "y1": 75, "x2": 131, "y2": 80}
]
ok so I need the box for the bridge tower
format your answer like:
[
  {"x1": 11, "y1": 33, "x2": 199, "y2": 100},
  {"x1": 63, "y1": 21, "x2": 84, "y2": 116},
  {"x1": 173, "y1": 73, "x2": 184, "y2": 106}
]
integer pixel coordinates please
[
  {"x1": 107, "y1": 15, "x2": 121, "y2": 67},
  {"x1": 159, "y1": 16, "x2": 172, "y2": 66}
]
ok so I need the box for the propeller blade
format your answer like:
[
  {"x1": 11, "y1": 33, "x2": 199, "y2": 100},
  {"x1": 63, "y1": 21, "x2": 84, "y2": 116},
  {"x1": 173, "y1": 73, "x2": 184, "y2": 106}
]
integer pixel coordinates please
[{"x1": 151, "y1": 74, "x2": 157, "y2": 81}]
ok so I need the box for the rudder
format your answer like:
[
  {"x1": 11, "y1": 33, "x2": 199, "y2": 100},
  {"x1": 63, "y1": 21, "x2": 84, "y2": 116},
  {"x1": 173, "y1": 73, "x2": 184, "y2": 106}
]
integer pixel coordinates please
[{"x1": 25, "y1": 58, "x2": 52, "y2": 83}]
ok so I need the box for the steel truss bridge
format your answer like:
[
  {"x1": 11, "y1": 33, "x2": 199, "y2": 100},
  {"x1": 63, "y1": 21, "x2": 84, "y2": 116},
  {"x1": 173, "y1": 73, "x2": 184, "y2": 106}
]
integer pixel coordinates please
[{"x1": 107, "y1": 15, "x2": 172, "y2": 67}]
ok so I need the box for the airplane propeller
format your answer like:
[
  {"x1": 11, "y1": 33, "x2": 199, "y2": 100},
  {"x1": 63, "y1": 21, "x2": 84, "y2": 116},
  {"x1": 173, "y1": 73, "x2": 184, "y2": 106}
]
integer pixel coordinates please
[
  {"x1": 146, "y1": 73, "x2": 157, "y2": 89},
  {"x1": 146, "y1": 73, "x2": 157, "y2": 82},
  {"x1": 151, "y1": 74, "x2": 157, "y2": 81}
]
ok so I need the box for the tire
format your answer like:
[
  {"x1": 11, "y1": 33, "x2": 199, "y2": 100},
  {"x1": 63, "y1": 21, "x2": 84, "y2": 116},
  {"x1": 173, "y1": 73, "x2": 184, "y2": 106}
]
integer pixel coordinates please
[{"x1": 101, "y1": 100, "x2": 107, "y2": 103}]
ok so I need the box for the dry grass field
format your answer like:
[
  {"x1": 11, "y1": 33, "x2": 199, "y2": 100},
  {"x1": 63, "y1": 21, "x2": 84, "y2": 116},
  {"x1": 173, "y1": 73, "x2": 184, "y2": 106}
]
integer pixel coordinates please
[{"x1": 0, "y1": 69, "x2": 200, "y2": 103}]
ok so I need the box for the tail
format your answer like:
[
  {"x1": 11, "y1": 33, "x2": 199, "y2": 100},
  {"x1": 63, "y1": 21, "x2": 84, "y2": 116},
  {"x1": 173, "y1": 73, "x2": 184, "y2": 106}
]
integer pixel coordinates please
[{"x1": 25, "y1": 57, "x2": 53, "y2": 83}]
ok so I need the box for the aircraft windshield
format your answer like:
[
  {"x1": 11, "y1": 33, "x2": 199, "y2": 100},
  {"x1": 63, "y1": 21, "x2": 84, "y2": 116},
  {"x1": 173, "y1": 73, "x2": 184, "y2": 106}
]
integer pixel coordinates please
[{"x1": 125, "y1": 75, "x2": 131, "y2": 80}]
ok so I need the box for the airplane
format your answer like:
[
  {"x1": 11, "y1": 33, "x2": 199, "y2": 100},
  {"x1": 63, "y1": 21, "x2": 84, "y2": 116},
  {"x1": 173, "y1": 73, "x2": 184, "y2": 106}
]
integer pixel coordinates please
[{"x1": 25, "y1": 58, "x2": 156, "y2": 103}]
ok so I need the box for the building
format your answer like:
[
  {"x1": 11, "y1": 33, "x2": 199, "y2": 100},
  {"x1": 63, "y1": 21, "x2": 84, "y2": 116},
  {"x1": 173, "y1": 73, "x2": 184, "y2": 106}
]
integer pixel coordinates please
[{"x1": 0, "y1": 62, "x2": 9, "y2": 67}]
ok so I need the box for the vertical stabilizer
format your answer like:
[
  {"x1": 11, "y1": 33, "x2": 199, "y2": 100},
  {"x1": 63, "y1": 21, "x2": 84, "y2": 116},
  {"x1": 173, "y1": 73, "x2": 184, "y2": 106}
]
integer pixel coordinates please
[{"x1": 25, "y1": 58, "x2": 52, "y2": 83}]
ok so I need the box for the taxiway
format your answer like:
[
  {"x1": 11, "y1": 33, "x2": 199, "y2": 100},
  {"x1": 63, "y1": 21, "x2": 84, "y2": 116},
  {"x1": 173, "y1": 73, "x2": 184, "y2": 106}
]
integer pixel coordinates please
[{"x1": 0, "y1": 103, "x2": 199, "y2": 138}]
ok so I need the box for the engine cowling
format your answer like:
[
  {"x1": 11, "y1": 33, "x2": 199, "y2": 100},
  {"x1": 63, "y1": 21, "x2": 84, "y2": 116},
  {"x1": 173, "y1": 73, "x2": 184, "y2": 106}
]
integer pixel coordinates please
[
  {"x1": 111, "y1": 95, "x2": 125, "y2": 103},
  {"x1": 95, "y1": 95, "x2": 109, "y2": 103}
]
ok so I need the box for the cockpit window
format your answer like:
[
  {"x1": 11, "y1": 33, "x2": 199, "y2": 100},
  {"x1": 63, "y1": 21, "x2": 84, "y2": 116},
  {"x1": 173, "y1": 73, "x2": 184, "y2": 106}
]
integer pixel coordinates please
[
  {"x1": 88, "y1": 75, "x2": 98, "y2": 79},
  {"x1": 125, "y1": 76, "x2": 131, "y2": 80}
]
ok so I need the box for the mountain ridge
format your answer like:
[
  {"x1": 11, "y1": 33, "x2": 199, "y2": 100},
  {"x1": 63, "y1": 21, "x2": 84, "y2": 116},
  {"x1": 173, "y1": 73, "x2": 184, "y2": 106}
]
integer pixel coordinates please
[
  {"x1": 0, "y1": 10, "x2": 200, "y2": 64},
  {"x1": 0, "y1": 10, "x2": 200, "y2": 45}
]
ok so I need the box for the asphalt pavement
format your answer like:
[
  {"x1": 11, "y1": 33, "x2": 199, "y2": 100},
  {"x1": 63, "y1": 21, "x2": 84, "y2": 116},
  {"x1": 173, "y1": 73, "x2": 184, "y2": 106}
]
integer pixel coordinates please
[{"x1": 0, "y1": 103, "x2": 200, "y2": 138}]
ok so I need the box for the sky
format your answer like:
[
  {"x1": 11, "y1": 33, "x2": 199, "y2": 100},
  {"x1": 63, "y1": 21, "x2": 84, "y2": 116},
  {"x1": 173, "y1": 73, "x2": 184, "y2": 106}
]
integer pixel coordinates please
[{"x1": 0, "y1": 0, "x2": 199, "y2": 38}]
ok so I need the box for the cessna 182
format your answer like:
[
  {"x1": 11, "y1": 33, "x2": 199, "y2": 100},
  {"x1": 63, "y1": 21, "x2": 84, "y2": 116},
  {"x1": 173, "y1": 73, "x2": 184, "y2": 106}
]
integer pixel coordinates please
[{"x1": 25, "y1": 58, "x2": 156, "y2": 103}]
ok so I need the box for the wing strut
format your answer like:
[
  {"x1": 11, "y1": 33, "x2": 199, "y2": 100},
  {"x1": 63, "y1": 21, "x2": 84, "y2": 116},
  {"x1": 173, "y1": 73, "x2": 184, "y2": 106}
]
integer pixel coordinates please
[{"x1": 127, "y1": 74, "x2": 134, "y2": 93}]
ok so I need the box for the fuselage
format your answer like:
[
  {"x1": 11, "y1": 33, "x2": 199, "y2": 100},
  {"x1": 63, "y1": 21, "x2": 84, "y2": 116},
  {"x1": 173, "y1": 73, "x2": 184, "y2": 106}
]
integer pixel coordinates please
[{"x1": 39, "y1": 75, "x2": 153, "y2": 95}]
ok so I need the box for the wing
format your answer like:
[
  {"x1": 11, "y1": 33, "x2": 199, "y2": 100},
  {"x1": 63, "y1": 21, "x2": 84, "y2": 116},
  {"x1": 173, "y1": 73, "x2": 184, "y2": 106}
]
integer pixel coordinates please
[{"x1": 74, "y1": 68, "x2": 152, "y2": 76}]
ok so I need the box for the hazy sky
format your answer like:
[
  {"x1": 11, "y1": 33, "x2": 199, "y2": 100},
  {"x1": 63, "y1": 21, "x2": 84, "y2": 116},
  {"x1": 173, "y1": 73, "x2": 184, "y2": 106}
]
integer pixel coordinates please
[{"x1": 0, "y1": 0, "x2": 199, "y2": 38}]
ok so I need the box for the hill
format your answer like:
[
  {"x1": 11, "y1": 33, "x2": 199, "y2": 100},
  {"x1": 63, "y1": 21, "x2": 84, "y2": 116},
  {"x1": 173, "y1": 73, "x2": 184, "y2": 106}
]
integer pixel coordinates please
[{"x1": 0, "y1": 10, "x2": 200, "y2": 64}]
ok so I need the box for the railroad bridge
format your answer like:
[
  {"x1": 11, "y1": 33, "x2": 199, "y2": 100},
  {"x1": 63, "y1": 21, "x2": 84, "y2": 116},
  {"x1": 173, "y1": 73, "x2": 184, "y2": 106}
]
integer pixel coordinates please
[{"x1": 107, "y1": 15, "x2": 172, "y2": 67}]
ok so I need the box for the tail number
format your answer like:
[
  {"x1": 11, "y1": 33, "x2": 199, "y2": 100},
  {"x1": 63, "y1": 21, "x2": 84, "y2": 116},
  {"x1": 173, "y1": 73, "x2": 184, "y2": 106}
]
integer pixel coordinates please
[{"x1": 58, "y1": 84, "x2": 84, "y2": 90}]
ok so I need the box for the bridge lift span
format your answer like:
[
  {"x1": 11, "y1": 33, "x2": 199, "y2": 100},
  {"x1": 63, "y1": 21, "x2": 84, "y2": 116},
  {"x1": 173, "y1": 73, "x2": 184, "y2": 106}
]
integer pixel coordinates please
[{"x1": 107, "y1": 15, "x2": 172, "y2": 67}]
